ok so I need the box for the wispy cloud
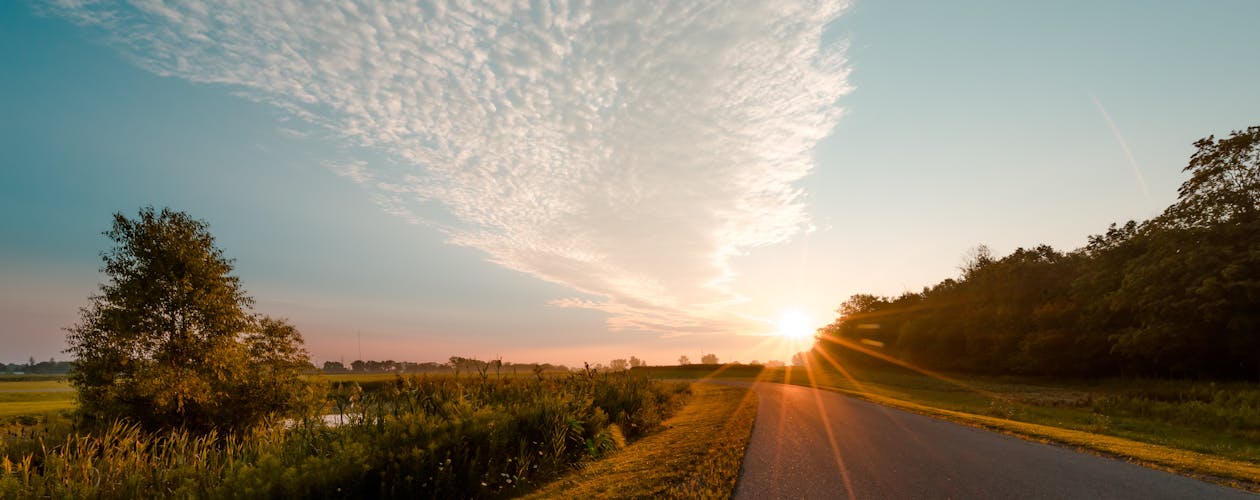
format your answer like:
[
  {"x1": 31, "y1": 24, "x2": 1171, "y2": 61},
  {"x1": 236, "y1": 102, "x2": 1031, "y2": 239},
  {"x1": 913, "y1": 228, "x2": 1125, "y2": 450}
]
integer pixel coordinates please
[
  {"x1": 1090, "y1": 92, "x2": 1153, "y2": 207},
  {"x1": 48, "y1": 0, "x2": 851, "y2": 336}
]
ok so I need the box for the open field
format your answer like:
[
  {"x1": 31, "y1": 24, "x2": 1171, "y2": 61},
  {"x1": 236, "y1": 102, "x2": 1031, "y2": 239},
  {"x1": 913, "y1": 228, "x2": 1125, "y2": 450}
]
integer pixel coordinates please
[
  {"x1": 0, "y1": 379, "x2": 74, "y2": 420},
  {"x1": 641, "y1": 364, "x2": 1260, "y2": 487}
]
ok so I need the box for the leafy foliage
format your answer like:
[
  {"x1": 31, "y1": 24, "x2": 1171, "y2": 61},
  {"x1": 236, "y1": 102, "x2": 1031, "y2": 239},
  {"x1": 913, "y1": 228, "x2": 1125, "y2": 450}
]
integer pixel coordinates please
[
  {"x1": 821, "y1": 127, "x2": 1260, "y2": 379},
  {"x1": 1166, "y1": 126, "x2": 1260, "y2": 227},
  {"x1": 65, "y1": 207, "x2": 317, "y2": 433}
]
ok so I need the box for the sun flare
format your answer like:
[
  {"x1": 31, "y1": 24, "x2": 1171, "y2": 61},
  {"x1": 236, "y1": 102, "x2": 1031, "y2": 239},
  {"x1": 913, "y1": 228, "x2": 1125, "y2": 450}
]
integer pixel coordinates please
[{"x1": 776, "y1": 310, "x2": 816, "y2": 341}]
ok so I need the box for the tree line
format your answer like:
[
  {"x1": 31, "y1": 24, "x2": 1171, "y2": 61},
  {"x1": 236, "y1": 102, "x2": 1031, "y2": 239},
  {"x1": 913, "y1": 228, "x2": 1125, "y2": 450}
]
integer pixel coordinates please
[
  {"x1": 319, "y1": 358, "x2": 573, "y2": 374},
  {"x1": 2, "y1": 358, "x2": 73, "y2": 375},
  {"x1": 820, "y1": 126, "x2": 1260, "y2": 380}
]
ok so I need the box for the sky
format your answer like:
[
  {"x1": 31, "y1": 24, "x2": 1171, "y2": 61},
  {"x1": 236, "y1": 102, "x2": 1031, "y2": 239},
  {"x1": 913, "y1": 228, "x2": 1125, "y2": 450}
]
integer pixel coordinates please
[{"x1": 2, "y1": 0, "x2": 1258, "y2": 367}]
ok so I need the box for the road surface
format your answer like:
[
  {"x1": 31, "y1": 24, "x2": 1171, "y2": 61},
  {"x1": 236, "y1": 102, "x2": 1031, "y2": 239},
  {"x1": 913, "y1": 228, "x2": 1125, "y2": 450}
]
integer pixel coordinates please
[{"x1": 732, "y1": 382, "x2": 1255, "y2": 499}]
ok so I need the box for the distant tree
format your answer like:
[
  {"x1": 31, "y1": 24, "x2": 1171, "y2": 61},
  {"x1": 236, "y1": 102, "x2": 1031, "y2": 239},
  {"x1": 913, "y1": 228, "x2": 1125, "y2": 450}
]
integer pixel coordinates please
[
  {"x1": 791, "y1": 351, "x2": 809, "y2": 367},
  {"x1": 448, "y1": 356, "x2": 488, "y2": 378},
  {"x1": 959, "y1": 244, "x2": 995, "y2": 279},
  {"x1": 323, "y1": 361, "x2": 348, "y2": 373},
  {"x1": 700, "y1": 353, "x2": 719, "y2": 365},
  {"x1": 65, "y1": 207, "x2": 315, "y2": 433},
  {"x1": 628, "y1": 356, "x2": 644, "y2": 368},
  {"x1": 678, "y1": 355, "x2": 691, "y2": 366},
  {"x1": 27, "y1": 358, "x2": 73, "y2": 375},
  {"x1": 765, "y1": 360, "x2": 785, "y2": 368},
  {"x1": 609, "y1": 358, "x2": 629, "y2": 371}
]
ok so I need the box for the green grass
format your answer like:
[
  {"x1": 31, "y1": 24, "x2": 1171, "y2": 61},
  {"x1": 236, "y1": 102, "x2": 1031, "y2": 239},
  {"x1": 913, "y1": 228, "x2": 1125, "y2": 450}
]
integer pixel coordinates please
[
  {"x1": 0, "y1": 380, "x2": 70, "y2": 391},
  {"x1": 0, "y1": 375, "x2": 68, "y2": 382},
  {"x1": 639, "y1": 364, "x2": 1260, "y2": 490},
  {"x1": 526, "y1": 382, "x2": 757, "y2": 499},
  {"x1": 0, "y1": 379, "x2": 74, "y2": 419}
]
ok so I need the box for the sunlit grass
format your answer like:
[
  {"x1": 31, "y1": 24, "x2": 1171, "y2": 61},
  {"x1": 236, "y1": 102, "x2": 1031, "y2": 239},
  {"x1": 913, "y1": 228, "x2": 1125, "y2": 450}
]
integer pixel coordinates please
[
  {"x1": 0, "y1": 400, "x2": 74, "y2": 419},
  {"x1": 526, "y1": 382, "x2": 757, "y2": 499},
  {"x1": 0, "y1": 380, "x2": 74, "y2": 419},
  {"x1": 0, "y1": 380, "x2": 70, "y2": 391}
]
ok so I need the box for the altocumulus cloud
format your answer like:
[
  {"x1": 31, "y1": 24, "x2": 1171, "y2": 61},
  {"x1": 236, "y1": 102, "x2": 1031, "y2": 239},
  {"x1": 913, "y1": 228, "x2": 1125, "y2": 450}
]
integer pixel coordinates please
[{"x1": 48, "y1": 0, "x2": 851, "y2": 336}]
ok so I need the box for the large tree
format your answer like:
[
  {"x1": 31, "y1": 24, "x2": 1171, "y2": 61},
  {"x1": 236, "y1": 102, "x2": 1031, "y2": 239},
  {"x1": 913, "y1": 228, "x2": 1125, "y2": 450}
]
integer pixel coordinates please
[
  {"x1": 66, "y1": 207, "x2": 315, "y2": 432},
  {"x1": 1164, "y1": 126, "x2": 1260, "y2": 227}
]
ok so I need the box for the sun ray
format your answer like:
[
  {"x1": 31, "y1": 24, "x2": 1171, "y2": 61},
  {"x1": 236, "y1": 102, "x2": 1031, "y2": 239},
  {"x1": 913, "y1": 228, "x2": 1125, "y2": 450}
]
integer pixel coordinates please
[
  {"x1": 815, "y1": 334, "x2": 1008, "y2": 402},
  {"x1": 811, "y1": 346, "x2": 937, "y2": 451},
  {"x1": 802, "y1": 357, "x2": 857, "y2": 497}
]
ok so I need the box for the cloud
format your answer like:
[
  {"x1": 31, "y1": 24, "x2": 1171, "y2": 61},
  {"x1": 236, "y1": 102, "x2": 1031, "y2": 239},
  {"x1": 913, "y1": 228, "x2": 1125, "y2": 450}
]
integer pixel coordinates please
[
  {"x1": 49, "y1": 0, "x2": 851, "y2": 336},
  {"x1": 1089, "y1": 92, "x2": 1153, "y2": 207}
]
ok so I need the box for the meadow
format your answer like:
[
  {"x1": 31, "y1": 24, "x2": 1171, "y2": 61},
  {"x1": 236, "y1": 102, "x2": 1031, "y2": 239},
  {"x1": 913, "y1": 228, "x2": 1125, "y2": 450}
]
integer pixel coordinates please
[
  {"x1": 0, "y1": 377, "x2": 73, "y2": 422},
  {"x1": 0, "y1": 369, "x2": 704, "y2": 498}
]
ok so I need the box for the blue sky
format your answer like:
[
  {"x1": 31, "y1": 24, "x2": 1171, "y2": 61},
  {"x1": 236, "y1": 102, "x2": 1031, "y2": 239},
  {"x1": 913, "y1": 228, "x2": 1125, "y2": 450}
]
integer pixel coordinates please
[{"x1": 3, "y1": 0, "x2": 1258, "y2": 366}]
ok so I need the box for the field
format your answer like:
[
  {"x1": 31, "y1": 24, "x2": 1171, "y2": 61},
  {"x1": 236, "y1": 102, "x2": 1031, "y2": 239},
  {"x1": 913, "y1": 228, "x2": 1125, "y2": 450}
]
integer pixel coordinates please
[
  {"x1": 0, "y1": 370, "x2": 763, "y2": 498},
  {"x1": 0, "y1": 377, "x2": 73, "y2": 421},
  {"x1": 643, "y1": 363, "x2": 1260, "y2": 486}
]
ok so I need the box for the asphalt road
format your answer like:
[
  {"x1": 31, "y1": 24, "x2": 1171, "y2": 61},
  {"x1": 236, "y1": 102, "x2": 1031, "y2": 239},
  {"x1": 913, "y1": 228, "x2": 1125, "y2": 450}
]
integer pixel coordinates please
[{"x1": 731, "y1": 382, "x2": 1256, "y2": 499}]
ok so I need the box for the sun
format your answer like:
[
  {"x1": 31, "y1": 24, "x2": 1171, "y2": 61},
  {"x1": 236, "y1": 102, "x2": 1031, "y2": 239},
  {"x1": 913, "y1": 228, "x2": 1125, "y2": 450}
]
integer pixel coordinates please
[{"x1": 775, "y1": 310, "x2": 816, "y2": 341}]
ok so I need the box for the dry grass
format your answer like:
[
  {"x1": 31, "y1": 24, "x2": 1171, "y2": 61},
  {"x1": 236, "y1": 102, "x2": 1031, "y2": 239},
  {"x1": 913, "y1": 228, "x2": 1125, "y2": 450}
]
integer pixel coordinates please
[{"x1": 526, "y1": 382, "x2": 757, "y2": 499}]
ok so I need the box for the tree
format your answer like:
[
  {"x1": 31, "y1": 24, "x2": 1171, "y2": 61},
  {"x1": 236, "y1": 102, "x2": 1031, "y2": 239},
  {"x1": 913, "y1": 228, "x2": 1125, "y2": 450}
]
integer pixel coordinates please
[
  {"x1": 323, "y1": 360, "x2": 348, "y2": 372},
  {"x1": 959, "y1": 244, "x2": 995, "y2": 279},
  {"x1": 1164, "y1": 126, "x2": 1260, "y2": 227},
  {"x1": 628, "y1": 356, "x2": 644, "y2": 368},
  {"x1": 700, "y1": 353, "x2": 719, "y2": 364},
  {"x1": 609, "y1": 358, "x2": 628, "y2": 371},
  {"x1": 678, "y1": 355, "x2": 691, "y2": 366},
  {"x1": 66, "y1": 207, "x2": 315, "y2": 432}
]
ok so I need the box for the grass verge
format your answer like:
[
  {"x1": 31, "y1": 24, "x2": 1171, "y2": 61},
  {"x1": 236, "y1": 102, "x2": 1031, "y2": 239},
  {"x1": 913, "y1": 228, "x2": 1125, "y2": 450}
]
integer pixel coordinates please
[{"x1": 526, "y1": 382, "x2": 757, "y2": 499}]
